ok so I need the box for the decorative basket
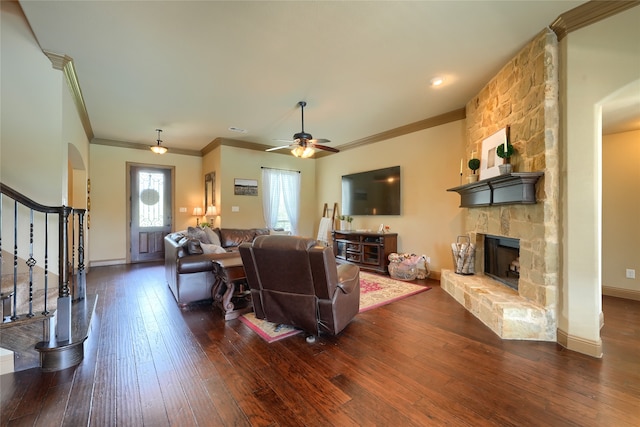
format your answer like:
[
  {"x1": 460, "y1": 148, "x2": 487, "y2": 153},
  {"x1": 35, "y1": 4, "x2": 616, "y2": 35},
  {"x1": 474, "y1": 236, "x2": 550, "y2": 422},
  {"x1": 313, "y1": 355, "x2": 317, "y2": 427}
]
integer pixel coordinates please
[
  {"x1": 388, "y1": 262, "x2": 417, "y2": 281},
  {"x1": 388, "y1": 253, "x2": 423, "y2": 281}
]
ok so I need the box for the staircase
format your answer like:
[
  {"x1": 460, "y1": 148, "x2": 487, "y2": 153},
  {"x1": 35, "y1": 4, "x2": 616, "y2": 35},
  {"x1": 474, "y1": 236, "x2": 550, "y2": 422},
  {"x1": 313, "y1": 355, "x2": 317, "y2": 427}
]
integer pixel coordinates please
[{"x1": 1, "y1": 183, "x2": 95, "y2": 372}]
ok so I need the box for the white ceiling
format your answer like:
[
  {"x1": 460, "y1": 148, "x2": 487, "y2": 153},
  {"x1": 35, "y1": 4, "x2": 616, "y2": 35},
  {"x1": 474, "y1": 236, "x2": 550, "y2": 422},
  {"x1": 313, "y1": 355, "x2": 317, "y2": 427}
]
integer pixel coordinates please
[{"x1": 19, "y1": 0, "x2": 634, "y2": 153}]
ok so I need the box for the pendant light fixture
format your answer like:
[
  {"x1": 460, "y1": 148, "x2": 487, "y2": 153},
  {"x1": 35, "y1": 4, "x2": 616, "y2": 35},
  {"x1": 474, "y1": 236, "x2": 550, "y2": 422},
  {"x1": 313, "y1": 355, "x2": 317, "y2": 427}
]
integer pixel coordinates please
[{"x1": 150, "y1": 129, "x2": 168, "y2": 154}]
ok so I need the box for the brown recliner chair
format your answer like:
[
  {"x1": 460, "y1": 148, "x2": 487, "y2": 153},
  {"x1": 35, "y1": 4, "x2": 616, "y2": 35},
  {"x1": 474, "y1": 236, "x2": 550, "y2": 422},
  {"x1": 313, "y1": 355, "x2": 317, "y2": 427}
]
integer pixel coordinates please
[{"x1": 239, "y1": 235, "x2": 360, "y2": 337}]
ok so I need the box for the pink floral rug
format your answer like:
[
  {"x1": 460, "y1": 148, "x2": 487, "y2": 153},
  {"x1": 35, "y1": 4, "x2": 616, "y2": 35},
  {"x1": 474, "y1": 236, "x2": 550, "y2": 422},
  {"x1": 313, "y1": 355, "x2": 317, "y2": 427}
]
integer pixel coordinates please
[
  {"x1": 239, "y1": 271, "x2": 430, "y2": 343},
  {"x1": 358, "y1": 271, "x2": 430, "y2": 312}
]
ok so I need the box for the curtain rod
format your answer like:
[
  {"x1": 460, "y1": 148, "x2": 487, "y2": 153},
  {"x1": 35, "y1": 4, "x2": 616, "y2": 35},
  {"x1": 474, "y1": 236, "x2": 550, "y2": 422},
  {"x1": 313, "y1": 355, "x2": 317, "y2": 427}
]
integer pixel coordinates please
[{"x1": 261, "y1": 167, "x2": 300, "y2": 173}]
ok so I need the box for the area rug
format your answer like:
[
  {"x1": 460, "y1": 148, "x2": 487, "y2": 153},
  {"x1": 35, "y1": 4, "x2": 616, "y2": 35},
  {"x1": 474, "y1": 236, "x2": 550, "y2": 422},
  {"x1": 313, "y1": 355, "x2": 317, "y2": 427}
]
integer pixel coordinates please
[
  {"x1": 239, "y1": 271, "x2": 431, "y2": 343},
  {"x1": 358, "y1": 271, "x2": 430, "y2": 312}
]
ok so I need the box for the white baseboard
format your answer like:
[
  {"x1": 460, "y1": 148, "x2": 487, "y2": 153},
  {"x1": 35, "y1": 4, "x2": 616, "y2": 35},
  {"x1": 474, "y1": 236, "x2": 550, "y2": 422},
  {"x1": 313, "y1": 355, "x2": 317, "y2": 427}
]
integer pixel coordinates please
[
  {"x1": 602, "y1": 286, "x2": 640, "y2": 301},
  {"x1": 557, "y1": 328, "x2": 603, "y2": 358},
  {"x1": 90, "y1": 259, "x2": 126, "y2": 268}
]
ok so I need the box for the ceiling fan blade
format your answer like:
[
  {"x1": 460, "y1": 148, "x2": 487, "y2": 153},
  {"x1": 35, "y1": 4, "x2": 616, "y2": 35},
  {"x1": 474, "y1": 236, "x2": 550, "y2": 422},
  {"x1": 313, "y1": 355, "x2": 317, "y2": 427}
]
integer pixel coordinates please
[
  {"x1": 266, "y1": 145, "x2": 292, "y2": 152},
  {"x1": 310, "y1": 138, "x2": 331, "y2": 144},
  {"x1": 312, "y1": 144, "x2": 339, "y2": 153}
]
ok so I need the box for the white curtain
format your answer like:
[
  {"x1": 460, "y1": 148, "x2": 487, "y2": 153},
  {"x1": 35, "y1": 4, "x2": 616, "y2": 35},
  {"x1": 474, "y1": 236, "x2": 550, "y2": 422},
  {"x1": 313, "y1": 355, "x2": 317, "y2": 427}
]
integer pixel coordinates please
[
  {"x1": 261, "y1": 168, "x2": 301, "y2": 234},
  {"x1": 261, "y1": 168, "x2": 281, "y2": 229},
  {"x1": 280, "y1": 170, "x2": 301, "y2": 235}
]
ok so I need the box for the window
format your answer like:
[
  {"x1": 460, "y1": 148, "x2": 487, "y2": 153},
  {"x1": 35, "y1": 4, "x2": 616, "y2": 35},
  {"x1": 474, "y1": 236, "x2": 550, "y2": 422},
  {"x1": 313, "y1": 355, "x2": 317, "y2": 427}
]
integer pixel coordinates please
[
  {"x1": 261, "y1": 168, "x2": 301, "y2": 235},
  {"x1": 138, "y1": 171, "x2": 165, "y2": 227}
]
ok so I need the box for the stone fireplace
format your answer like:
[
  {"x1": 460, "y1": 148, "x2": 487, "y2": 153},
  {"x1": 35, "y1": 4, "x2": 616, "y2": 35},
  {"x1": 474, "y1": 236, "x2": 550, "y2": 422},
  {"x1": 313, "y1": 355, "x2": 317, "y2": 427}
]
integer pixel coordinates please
[{"x1": 441, "y1": 28, "x2": 560, "y2": 342}]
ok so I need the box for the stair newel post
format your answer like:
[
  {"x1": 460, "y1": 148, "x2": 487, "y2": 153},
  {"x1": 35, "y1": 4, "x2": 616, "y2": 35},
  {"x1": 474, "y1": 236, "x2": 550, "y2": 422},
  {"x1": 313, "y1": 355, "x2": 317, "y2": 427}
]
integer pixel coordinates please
[
  {"x1": 75, "y1": 209, "x2": 86, "y2": 301},
  {"x1": 70, "y1": 210, "x2": 75, "y2": 300},
  {"x1": 56, "y1": 205, "x2": 73, "y2": 342}
]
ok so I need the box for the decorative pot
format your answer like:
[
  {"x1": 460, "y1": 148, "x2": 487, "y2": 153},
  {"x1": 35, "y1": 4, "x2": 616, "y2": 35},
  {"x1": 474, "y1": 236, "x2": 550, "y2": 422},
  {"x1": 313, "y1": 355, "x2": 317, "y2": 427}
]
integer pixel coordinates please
[
  {"x1": 466, "y1": 175, "x2": 479, "y2": 183},
  {"x1": 340, "y1": 220, "x2": 351, "y2": 231},
  {"x1": 498, "y1": 163, "x2": 512, "y2": 175}
]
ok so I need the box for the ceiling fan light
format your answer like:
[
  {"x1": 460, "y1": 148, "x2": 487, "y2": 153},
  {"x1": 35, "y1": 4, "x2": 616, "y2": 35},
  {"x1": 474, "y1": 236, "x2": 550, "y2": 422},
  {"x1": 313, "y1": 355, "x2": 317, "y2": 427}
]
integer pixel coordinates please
[
  {"x1": 150, "y1": 128, "x2": 168, "y2": 154},
  {"x1": 291, "y1": 146, "x2": 315, "y2": 158}
]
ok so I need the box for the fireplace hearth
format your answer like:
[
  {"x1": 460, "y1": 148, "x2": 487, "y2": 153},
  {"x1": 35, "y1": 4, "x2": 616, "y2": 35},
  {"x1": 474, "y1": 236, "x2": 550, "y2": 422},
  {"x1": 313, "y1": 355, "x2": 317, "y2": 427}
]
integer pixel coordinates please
[{"x1": 484, "y1": 235, "x2": 520, "y2": 290}]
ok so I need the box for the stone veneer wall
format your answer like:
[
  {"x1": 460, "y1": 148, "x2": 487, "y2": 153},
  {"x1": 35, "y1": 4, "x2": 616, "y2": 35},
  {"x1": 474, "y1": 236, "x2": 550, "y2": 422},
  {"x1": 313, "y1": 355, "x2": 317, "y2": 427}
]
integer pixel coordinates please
[{"x1": 441, "y1": 29, "x2": 560, "y2": 341}]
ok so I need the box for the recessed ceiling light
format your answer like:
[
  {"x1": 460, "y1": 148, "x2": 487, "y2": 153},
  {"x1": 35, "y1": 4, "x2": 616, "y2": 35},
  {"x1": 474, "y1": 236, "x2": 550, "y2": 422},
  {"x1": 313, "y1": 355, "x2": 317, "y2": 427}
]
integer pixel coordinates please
[
  {"x1": 430, "y1": 77, "x2": 445, "y2": 87},
  {"x1": 229, "y1": 127, "x2": 247, "y2": 133}
]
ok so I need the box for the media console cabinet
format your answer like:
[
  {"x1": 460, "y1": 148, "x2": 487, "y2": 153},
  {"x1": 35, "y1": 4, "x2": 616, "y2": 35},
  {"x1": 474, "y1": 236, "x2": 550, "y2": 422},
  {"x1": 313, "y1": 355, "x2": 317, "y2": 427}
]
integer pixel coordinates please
[{"x1": 332, "y1": 231, "x2": 397, "y2": 274}]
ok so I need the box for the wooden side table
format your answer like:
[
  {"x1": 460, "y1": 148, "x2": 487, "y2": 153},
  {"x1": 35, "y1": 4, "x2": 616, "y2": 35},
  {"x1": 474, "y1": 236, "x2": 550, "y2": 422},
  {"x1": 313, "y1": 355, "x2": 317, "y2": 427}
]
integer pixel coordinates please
[{"x1": 211, "y1": 256, "x2": 252, "y2": 320}]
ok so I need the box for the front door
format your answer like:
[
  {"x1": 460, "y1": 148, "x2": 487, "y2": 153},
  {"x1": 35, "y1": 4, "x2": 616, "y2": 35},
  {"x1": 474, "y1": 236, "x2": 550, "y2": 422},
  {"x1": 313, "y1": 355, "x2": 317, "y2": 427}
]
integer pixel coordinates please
[{"x1": 130, "y1": 165, "x2": 172, "y2": 263}]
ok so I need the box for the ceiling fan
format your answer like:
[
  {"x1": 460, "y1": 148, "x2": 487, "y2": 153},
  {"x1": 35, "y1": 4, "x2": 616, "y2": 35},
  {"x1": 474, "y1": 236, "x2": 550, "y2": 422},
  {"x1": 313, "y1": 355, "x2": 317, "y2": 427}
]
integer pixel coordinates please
[{"x1": 266, "y1": 101, "x2": 339, "y2": 158}]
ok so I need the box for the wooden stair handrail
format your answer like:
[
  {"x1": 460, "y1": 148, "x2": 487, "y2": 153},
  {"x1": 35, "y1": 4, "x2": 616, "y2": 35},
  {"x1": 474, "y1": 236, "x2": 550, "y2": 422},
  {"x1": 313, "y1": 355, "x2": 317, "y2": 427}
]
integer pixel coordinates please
[{"x1": 0, "y1": 183, "x2": 66, "y2": 215}]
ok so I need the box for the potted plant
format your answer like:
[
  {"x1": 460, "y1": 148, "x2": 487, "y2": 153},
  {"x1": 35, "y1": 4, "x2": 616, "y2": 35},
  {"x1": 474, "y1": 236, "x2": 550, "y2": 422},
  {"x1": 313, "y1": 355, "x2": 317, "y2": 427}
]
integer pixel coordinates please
[
  {"x1": 339, "y1": 215, "x2": 353, "y2": 231},
  {"x1": 496, "y1": 142, "x2": 515, "y2": 174},
  {"x1": 467, "y1": 158, "x2": 480, "y2": 182}
]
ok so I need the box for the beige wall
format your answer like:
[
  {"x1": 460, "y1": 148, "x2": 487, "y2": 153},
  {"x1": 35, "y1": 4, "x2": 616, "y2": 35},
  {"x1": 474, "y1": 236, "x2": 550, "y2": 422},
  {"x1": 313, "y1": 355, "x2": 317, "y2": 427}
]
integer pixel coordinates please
[
  {"x1": 1, "y1": 1, "x2": 64, "y2": 205},
  {"x1": 215, "y1": 145, "x2": 317, "y2": 237},
  {"x1": 316, "y1": 120, "x2": 466, "y2": 277},
  {"x1": 560, "y1": 6, "x2": 640, "y2": 352},
  {"x1": 202, "y1": 146, "x2": 222, "y2": 228},
  {"x1": 1, "y1": 1, "x2": 90, "y2": 266},
  {"x1": 602, "y1": 129, "x2": 640, "y2": 296},
  {"x1": 88, "y1": 144, "x2": 202, "y2": 265}
]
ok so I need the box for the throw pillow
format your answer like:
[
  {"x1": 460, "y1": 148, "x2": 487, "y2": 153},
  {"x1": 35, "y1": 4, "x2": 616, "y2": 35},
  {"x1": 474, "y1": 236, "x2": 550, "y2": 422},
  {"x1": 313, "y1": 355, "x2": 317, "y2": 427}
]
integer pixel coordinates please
[
  {"x1": 203, "y1": 226, "x2": 222, "y2": 247},
  {"x1": 187, "y1": 226, "x2": 210, "y2": 244},
  {"x1": 185, "y1": 238, "x2": 204, "y2": 255},
  {"x1": 201, "y1": 243, "x2": 227, "y2": 254}
]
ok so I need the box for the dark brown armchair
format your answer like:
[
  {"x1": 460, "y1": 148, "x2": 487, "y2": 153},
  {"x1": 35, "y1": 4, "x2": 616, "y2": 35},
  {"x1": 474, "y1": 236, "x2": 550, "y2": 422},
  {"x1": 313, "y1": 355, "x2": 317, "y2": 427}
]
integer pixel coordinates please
[{"x1": 239, "y1": 235, "x2": 360, "y2": 337}]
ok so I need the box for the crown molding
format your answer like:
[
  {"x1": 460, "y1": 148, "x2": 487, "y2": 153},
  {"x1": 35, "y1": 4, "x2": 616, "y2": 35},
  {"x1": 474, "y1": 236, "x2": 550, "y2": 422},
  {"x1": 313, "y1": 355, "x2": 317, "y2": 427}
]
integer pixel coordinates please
[
  {"x1": 92, "y1": 138, "x2": 201, "y2": 157},
  {"x1": 550, "y1": 0, "x2": 639, "y2": 41},
  {"x1": 202, "y1": 109, "x2": 467, "y2": 159},
  {"x1": 200, "y1": 137, "x2": 274, "y2": 156},
  {"x1": 336, "y1": 108, "x2": 466, "y2": 153},
  {"x1": 43, "y1": 50, "x2": 94, "y2": 141}
]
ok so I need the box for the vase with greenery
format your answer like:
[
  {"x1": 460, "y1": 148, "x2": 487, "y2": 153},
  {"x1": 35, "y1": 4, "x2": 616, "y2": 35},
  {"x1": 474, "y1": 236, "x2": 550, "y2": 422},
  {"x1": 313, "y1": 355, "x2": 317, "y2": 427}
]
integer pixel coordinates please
[
  {"x1": 496, "y1": 142, "x2": 515, "y2": 174},
  {"x1": 339, "y1": 215, "x2": 353, "y2": 231}
]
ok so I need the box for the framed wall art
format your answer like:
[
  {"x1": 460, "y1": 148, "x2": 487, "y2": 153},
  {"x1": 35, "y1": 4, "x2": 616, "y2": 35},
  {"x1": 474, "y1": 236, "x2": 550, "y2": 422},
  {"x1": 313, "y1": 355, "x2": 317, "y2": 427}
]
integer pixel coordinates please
[
  {"x1": 234, "y1": 178, "x2": 258, "y2": 196},
  {"x1": 480, "y1": 126, "x2": 510, "y2": 180}
]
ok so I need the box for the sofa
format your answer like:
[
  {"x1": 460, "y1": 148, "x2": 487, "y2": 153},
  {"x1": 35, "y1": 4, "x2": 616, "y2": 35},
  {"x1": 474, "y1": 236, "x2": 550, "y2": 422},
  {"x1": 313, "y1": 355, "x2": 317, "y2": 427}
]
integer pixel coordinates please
[{"x1": 164, "y1": 226, "x2": 270, "y2": 307}]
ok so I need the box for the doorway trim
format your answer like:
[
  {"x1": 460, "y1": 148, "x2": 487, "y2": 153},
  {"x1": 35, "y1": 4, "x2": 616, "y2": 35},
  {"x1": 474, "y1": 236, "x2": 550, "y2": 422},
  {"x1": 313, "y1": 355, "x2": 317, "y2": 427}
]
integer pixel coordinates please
[{"x1": 125, "y1": 162, "x2": 175, "y2": 264}]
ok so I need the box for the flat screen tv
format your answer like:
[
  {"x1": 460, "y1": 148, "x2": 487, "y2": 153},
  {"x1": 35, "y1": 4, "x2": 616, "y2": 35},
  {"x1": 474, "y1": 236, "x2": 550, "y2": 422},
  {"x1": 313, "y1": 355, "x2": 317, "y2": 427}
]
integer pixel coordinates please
[{"x1": 341, "y1": 166, "x2": 401, "y2": 216}]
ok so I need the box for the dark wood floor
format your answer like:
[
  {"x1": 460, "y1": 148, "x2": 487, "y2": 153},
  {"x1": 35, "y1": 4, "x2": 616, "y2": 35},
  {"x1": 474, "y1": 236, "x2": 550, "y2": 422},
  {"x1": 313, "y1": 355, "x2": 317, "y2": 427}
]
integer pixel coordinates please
[{"x1": 1, "y1": 262, "x2": 639, "y2": 426}]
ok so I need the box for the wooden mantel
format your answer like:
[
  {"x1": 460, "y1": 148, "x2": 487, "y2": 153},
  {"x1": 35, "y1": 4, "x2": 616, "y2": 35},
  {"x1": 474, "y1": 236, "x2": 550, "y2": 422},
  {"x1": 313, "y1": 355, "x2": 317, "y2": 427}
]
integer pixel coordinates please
[{"x1": 447, "y1": 172, "x2": 544, "y2": 207}]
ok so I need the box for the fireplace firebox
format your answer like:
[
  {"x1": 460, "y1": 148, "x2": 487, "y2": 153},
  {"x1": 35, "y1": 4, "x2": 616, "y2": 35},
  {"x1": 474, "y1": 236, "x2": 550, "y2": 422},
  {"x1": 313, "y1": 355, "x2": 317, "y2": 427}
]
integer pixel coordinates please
[{"x1": 484, "y1": 235, "x2": 520, "y2": 290}]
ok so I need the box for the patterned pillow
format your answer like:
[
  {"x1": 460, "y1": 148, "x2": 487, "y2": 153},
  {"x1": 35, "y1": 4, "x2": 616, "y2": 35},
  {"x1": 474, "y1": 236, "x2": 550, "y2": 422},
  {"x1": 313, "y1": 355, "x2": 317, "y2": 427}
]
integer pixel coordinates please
[
  {"x1": 187, "y1": 226, "x2": 210, "y2": 244},
  {"x1": 185, "y1": 238, "x2": 204, "y2": 255}
]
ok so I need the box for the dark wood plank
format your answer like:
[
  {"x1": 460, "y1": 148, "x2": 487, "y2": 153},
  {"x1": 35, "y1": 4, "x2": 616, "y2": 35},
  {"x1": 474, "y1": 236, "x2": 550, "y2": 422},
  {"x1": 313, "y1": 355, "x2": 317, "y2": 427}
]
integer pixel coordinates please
[{"x1": 2, "y1": 263, "x2": 639, "y2": 427}]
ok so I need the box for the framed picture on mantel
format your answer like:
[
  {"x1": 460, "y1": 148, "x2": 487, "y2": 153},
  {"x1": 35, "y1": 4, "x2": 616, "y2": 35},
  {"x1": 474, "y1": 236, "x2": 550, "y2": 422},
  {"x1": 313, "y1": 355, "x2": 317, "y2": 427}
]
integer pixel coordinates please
[{"x1": 480, "y1": 126, "x2": 509, "y2": 180}]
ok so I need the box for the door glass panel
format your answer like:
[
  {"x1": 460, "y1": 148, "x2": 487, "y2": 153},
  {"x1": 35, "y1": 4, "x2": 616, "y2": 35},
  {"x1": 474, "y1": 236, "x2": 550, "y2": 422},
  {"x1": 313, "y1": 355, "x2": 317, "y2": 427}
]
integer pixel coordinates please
[{"x1": 138, "y1": 171, "x2": 164, "y2": 227}]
